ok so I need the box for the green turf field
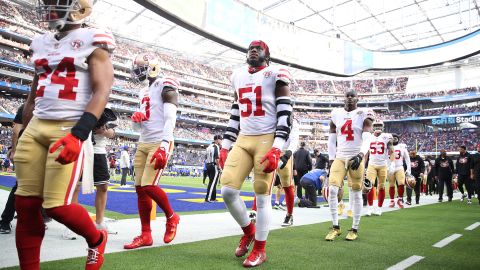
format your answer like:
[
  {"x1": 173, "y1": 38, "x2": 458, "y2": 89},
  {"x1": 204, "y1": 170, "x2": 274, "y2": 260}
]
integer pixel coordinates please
[{"x1": 9, "y1": 201, "x2": 477, "y2": 270}]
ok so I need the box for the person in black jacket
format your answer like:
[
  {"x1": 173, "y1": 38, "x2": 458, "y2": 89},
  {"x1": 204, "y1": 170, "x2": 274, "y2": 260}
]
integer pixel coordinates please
[
  {"x1": 407, "y1": 150, "x2": 425, "y2": 205},
  {"x1": 435, "y1": 150, "x2": 455, "y2": 202},
  {"x1": 293, "y1": 142, "x2": 312, "y2": 199},
  {"x1": 471, "y1": 144, "x2": 480, "y2": 205},
  {"x1": 455, "y1": 146, "x2": 474, "y2": 204},
  {"x1": 314, "y1": 149, "x2": 328, "y2": 170},
  {"x1": 425, "y1": 156, "x2": 437, "y2": 195}
]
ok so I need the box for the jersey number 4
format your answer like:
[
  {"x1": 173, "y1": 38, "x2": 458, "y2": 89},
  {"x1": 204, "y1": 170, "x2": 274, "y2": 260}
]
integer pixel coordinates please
[
  {"x1": 340, "y1": 119, "x2": 354, "y2": 141},
  {"x1": 238, "y1": 86, "x2": 265, "y2": 117},
  {"x1": 35, "y1": 57, "x2": 78, "y2": 100}
]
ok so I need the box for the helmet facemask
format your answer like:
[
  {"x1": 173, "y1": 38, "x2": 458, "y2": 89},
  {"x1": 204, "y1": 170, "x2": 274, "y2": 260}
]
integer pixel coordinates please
[{"x1": 35, "y1": 0, "x2": 92, "y2": 30}]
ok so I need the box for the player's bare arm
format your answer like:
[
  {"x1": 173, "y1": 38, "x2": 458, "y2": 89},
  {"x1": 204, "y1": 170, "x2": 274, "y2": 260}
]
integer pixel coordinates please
[
  {"x1": 161, "y1": 86, "x2": 178, "y2": 106},
  {"x1": 86, "y1": 48, "x2": 114, "y2": 119},
  {"x1": 22, "y1": 74, "x2": 38, "y2": 126}
]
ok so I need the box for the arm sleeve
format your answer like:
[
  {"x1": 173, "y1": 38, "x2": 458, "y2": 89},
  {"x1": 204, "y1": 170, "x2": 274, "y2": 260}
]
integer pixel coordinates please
[
  {"x1": 286, "y1": 121, "x2": 299, "y2": 152},
  {"x1": 450, "y1": 159, "x2": 455, "y2": 173},
  {"x1": 161, "y1": 102, "x2": 177, "y2": 143},
  {"x1": 221, "y1": 102, "x2": 240, "y2": 150},
  {"x1": 272, "y1": 68, "x2": 293, "y2": 150},
  {"x1": 360, "y1": 132, "x2": 372, "y2": 156},
  {"x1": 272, "y1": 96, "x2": 293, "y2": 149},
  {"x1": 328, "y1": 133, "x2": 337, "y2": 160}
]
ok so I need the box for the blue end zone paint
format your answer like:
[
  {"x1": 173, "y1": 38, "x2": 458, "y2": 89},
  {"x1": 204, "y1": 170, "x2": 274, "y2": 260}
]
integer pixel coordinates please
[{"x1": 0, "y1": 175, "x2": 326, "y2": 214}]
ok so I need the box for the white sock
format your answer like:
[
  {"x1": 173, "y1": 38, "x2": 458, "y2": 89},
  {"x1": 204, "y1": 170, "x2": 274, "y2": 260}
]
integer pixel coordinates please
[
  {"x1": 255, "y1": 194, "x2": 272, "y2": 241},
  {"x1": 328, "y1": 185, "x2": 339, "y2": 226},
  {"x1": 348, "y1": 187, "x2": 353, "y2": 210},
  {"x1": 221, "y1": 186, "x2": 250, "y2": 227},
  {"x1": 352, "y1": 190, "x2": 363, "y2": 230}
]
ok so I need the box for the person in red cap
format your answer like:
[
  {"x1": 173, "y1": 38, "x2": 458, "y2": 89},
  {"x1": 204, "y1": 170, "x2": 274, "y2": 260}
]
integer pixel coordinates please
[{"x1": 218, "y1": 40, "x2": 293, "y2": 267}]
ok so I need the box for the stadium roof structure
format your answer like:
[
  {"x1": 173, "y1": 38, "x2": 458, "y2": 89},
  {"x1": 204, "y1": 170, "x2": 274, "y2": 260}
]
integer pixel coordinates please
[{"x1": 87, "y1": 0, "x2": 480, "y2": 78}]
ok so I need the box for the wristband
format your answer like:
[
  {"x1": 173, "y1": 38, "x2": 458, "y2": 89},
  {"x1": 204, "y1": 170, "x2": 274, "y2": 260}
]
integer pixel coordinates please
[{"x1": 71, "y1": 112, "x2": 98, "y2": 141}]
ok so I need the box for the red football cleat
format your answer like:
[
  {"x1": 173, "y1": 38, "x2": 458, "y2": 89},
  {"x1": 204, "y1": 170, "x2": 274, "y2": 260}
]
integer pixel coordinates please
[
  {"x1": 235, "y1": 233, "x2": 255, "y2": 257},
  {"x1": 164, "y1": 213, "x2": 180, "y2": 243},
  {"x1": 388, "y1": 200, "x2": 395, "y2": 208},
  {"x1": 123, "y1": 233, "x2": 153, "y2": 249},
  {"x1": 243, "y1": 250, "x2": 267, "y2": 268},
  {"x1": 85, "y1": 230, "x2": 108, "y2": 270},
  {"x1": 397, "y1": 199, "x2": 404, "y2": 209}
]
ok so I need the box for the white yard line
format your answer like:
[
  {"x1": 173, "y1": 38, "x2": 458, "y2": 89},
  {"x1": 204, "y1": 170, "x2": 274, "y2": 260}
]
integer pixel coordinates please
[
  {"x1": 432, "y1": 233, "x2": 462, "y2": 248},
  {"x1": 465, "y1": 222, "x2": 480, "y2": 231},
  {"x1": 386, "y1": 255, "x2": 425, "y2": 270}
]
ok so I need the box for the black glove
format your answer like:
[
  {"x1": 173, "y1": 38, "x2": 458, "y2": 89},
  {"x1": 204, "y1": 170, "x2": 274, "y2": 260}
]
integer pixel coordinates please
[
  {"x1": 279, "y1": 150, "x2": 292, "y2": 169},
  {"x1": 349, "y1": 154, "x2": 363, "y2": 170}
]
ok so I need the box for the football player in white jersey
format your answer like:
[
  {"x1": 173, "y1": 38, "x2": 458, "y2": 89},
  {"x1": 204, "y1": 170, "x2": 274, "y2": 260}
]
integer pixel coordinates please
[
  {"x1": 364, "y1": 120, "x2": 393, "y2": 216},
  {"x1": 387, "y1": 134, "x2": 411, "y2": 208},
  {"x1": 218, "y1": 40, "x2": 292, "y2": 267},
  {"x1": 14, "y1": 1, "x2": 114, "y2": 269},
  {"x1": 124, "y1": 54, "x2": 181, "y2": 249},
  {"x1": 325, "y1": 90, "x2": 374, "y2": 241}
]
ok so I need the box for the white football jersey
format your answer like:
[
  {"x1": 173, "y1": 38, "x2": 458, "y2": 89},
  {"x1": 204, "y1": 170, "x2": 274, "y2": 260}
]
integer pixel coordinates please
[
  {"x1": 331, "y1": 108, "x2": 374, "y2": 159},
  {"x1": 368, "y1": 132, "x2": 393, "y2": 166},
  {"x1": 138, "y1": 77, "x2": 180, "y2": 143},
  {"x1": 230, "y1": 65, "x2": 291, "y2": 136},
  {"x1": 393, "y1": 143, "x2": 409, "y2": 170},
  {"x1": 30, "y1": 27, "x2": 115, "y2": 121}
]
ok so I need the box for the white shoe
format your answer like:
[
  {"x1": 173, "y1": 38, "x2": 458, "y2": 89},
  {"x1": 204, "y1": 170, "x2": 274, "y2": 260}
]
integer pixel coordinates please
[
  {"x1": 62, "y1": 228, "x2": 77, "y2": 240},
  {"x1": 373, "y1": 207, "x2": 382, "y2": 216},
  {"x1": 366, "y1": 206, "x2": 372, "y2": 216},
  {"x1": 96, "y1": 222, "x2": 118, "y2": 235}
]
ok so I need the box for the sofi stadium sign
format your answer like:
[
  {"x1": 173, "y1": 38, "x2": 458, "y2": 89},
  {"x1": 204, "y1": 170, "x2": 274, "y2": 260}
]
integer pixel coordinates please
[{"x1": 432, "y1": 115, "x2": 480, "y2": 125}]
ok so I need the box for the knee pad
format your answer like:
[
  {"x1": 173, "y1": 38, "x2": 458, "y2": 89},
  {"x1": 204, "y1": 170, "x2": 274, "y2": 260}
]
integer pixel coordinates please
[
  {"x1": 351, "y1": 182, "x2": 362, "y2": 191},
  {"x1": 221, "y1": 186, "x2": 240, "y2": 203},
  {"x1": 253, "y1": 180, "x2": 270, "y2": 195}
]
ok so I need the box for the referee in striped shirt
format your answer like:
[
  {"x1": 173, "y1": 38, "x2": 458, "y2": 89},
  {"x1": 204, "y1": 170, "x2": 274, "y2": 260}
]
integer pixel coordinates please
[{"x1": 205, "y1": 135, "x2": 222, "y2": 202}]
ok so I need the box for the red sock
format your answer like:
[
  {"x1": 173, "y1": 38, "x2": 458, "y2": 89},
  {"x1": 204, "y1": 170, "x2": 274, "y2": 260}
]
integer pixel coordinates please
[
  {"x1": 389, "y1": 186, "x2": 395, "y2": 199},
  {"x1": 252, "y1": 196, "x2": 257, "y2": 211},
  {"x1": 378, "y1": 189, "x2": 385, "y2": 207},
  {"x1": 283, "y1": 186, "x2": 294, "y2": 215},
  {"x1": 242, "y1": 222, "x2": 255, "y2": 236},
  {"x1": 143, "y1": 185, "x2": 174, "y2": 218},
  {"x1": 136, "y1": 186, "x2": 152, "y2": 233},
  {"x1": 46, "y1": 203, "x2": 100, "y2": 247},
  {"x1": 253, "y1": 240, "x2": 266, "y2": 252},
  {"x1": 422, "y1": 184, "x2": 427, "y2": 193},
  {"x1": 398, "y1": 185, "x2": 405, "y2": 197},
  {"x1": 15, "y1": 196, "x2": 45, "y2": 270},
  {"x1": 367, "y1": 189, "x2": 374, "y2": 206}
]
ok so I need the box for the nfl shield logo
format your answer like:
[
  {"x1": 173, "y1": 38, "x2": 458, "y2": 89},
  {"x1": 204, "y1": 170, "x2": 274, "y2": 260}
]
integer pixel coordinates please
[{"x1": 263, "y1": 71, "x2": 272, "y2": 78}]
